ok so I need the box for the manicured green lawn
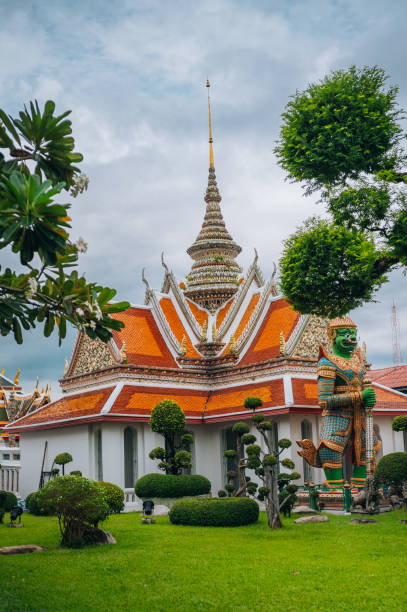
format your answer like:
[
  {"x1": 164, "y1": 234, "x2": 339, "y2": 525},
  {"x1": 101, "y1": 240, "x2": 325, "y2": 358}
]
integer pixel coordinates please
[{"x1": 1, "y1": 510, "x2": 407, "y2": 611}]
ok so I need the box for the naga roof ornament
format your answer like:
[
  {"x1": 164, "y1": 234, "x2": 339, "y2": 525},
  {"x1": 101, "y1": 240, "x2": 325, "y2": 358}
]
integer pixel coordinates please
[{"x1": 183, "y1": 80, "x2": 242, "y2": 314}]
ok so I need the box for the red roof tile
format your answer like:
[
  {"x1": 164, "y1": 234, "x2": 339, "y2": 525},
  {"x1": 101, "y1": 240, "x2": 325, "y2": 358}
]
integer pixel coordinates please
[
  {"x1": 240, "y1": 299, "x2": 300, "y2": 365},
  {"x1": 370, "y1": 365, "x2": 407, "y2": 388},
  {"x1": 8, "y1": 387, "x2": 114, "y2": 428},
  {"x1": 216, "y1": 297, "x2": 233, "y2": 329},
  {"x1": 186, "y1": 299, "x2": 208, "y2": 329},
  {"x1": 111, "y1": 308, "x2": 178, "y2": 368},
  {"x1": 110, "y1": 385, "x2": 208, "y2": 417},
  {"x1": 159, "y1": 298, "x2": 201, "y2": 358}
]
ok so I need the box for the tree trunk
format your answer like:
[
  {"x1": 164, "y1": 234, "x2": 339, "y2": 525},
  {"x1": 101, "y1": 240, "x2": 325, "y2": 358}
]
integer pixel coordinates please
[
  {"x1": 266, "y1": 464, "x2": 282, "y2": 529},
  {"x1": 236, "y1": 436, "x2": 247, "y2": 497}
]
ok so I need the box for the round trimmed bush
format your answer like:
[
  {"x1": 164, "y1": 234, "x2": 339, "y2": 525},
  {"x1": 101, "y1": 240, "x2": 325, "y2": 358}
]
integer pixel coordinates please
[
  {"x1": 25, "y1": 491, "x2": 50, "y2": 516},
  {"x1": 97, "y1": 481, "x2": 124, "y2": 514},
  {"x1": 0, "y1": 490, "x2": 18, "y2": 511},
  {"x1": 135, "y1": 473, "x2": 211, "y2": 498},
  {"x1": 374, "y1": 452, "x2": 407, "y2": 492},
  {"x1": 169, "y1": 497, "x2": 259, "y2": 527}
]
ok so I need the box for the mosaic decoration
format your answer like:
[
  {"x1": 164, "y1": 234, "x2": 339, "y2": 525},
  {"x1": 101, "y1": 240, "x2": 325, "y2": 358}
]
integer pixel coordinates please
[
  {"x1": 71, "y1": 334, "x2": 116, "y2": 376},
  {"x1": 292, "y1": 315, "x2": 329, "y2": 359}
]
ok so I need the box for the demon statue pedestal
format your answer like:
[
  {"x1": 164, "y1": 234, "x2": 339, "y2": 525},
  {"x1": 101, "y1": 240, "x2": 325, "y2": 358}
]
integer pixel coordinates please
[{"x1": 297, "y1": 316, "x2": 380, "y2": 490}]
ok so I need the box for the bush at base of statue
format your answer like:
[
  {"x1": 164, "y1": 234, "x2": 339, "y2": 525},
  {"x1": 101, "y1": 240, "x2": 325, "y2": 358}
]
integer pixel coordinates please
[
  {"x1": 135, "y1": 473, "x2": 211, "y2": 499},
  {"x1": 96, "y1": 481, "x2": 124, "y2": 514},
  {"x1": 36, "y1": 476, "x2": 109, "y2": 548},
  {"x1": 0, "y1": 491, "x2": 18, "y2": 514},
  {"x1": 374, "y1": 452, "x2": 407, "y2": 494},
  {"x1": 169, "y1": 497, "x2": 259, "y2": 527}
]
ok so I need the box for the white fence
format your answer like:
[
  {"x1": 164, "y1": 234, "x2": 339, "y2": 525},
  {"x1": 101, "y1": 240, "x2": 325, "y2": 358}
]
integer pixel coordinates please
[
  {"x1": 1, "y1": 466, "x2": 20, "y2": 495},
  {"x1": 0, "y1": 445, "x2": 21, "y2": 496}
]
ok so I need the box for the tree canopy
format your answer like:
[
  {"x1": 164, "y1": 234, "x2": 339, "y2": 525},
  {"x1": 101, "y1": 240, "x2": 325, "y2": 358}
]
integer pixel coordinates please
[
  {"x1": 0, "y1": 100, "x2": 129, "y2": 344},
  {"x1": 275, "y1": 66, "x2": 407, "y2": 317}
]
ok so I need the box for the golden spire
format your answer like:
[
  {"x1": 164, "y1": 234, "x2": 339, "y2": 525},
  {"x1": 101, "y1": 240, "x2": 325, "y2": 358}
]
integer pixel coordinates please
[
  {"x1": 14, "y1": 368, "x2": 20, "y2": 385},
  {"x1": 206, "y1": 79, "x2": 214, "y2": 168}
]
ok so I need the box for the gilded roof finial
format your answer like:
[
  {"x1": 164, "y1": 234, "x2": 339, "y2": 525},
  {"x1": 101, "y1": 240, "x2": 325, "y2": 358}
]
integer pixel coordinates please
[
  {"x1": 206, "y1": 79, "x2": 214, "y2": 168},
  {"x1": 120, "y1": 341, "x2": 127, "y2": 363},
  {"x1": 280, "y1": 331, "x2": 286, "y2": 355},
  {"x1": 14, "y1": 368, "x2": 20, "y2": 385}
]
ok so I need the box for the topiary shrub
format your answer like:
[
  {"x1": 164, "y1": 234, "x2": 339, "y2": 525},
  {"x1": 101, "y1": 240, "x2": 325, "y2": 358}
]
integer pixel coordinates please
[
  {"x1": 70, "y1": 470, "x2": 82, "y2": 476},
  {"x1": 54, "y1": 452, "x2": 73, "y2": 475},
  {"x1": 0, "y1": 490, "x2": 17, "y2": 512},
  {"x1": 374, "y1": 452, "x2": 407, "y2": 494},
  {"x1": 25, "y1": 491, "x2": 50, "y2": 516},
  {"x1": 149, "y1": 400, "x2": 194, "y2": 474},
  {"x1": 135, "y1": 473, "x2": 211, "y2": 499},
  {"x1": 36, "y1": 476, "x2": 109, "y2": 547},
  {"x1": 97, "y1": 481, "x2": 124, "y2": 514},
  {"x1": 169, "y1": 497, "x2": 259, "y2": 527}
]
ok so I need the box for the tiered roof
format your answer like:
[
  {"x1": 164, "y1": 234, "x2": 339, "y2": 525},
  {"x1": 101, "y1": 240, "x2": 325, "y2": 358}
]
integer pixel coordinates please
[{"x1": 0, "y1": 370, "x2": 50, "y2": 441}]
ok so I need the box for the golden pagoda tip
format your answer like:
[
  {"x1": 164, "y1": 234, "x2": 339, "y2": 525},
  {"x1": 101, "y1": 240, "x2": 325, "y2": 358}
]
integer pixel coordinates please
[{"x1": 207, "y1": 79, "x2": 214, "y2": 168}]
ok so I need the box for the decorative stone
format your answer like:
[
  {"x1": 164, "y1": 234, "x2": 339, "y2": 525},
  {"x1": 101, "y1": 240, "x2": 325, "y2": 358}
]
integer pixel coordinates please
[
  {"x1": 294, "y1": 515, "x2": 329, "y2": 524},
  {"x1": 292, "y1": 505, "x2": 317, "y2": 514},
  {"x1": 0, "y1": 545, "x2": 45, "y2": 555},
  {"x1": 82, "y1": 528, "x2": 116, "y2": 545},
  {"x1": 349, "y1": 518, "x2": 379, "y2": 524}
]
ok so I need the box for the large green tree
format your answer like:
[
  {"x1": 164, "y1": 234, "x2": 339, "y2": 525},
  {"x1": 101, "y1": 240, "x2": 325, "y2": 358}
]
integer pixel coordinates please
[
  {"x1": 275, "y1": 66, "x2": 406, "y2": 317},
  {"x1": 0, "y1": 100, "x2": 129, "y2": 344}
]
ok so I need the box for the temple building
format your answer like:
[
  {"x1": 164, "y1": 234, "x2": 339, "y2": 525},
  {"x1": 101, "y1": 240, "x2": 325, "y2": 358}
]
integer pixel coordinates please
[
  {"x1": 0, "y1": 369, "x2": 50, "y2": 496},
  {"x1": 6, "y1": 87, "x2": 407, "y2": 503}
]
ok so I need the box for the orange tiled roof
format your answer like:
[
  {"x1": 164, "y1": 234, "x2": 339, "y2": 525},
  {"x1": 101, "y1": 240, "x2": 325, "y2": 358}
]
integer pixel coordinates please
[
  {"x1": 111, "y1": 308, "x2": 178, "y2": 368},
  {"x1": 159, "y1": 298, "x2": 201, "y2": 358},
  {"x1": 110, "y1": 385, "x2": 208, "y2": 417},
  {"x1": 186, "y1": 299, "x2": 208, "y2": 329},
  {"x1": 221, "y1": 293, "x2": 260, "y2": 356},
  {"x1": 373, "y1": 384, "x2": 407, "y2": 410},
  {"x1": 216, "y1": 297, "x2": 233, "y2": 329},
  {"x1": 110, "y1": 380, "x2": 285, "y2": 418},
  {"x1": 8, "y1": 387, "x2": 114, "y2": 428},
  {"x1": 205, "y1": 379, "x2": 285, "y2": 416},
  {"x1": 370, "y1": 365, "x2": 407, "y2": 389},
  {"x1": 240, "y1": 299, "x2": 300, "y2": 365},
  {"x1": 292, "y1": 378, "x2": 319, "y2": 405}
]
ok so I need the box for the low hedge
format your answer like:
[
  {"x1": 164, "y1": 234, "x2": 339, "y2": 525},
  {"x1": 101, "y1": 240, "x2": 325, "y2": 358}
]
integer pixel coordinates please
[
  {"x1": 97, "y1": 481, "x2": 124, "y2": 514},
  {"x1": 135, "y1": 473, "x2": 211, "y2": 498},
  {"x1": 169, "y1": 497, "x2": 259, "y2": 527}
]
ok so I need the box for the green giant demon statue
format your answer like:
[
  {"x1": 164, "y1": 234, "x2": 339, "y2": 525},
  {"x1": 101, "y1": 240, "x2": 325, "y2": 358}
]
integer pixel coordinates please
[{"x1": 297, "y1": 316, "x2": 380, "y2": 488}]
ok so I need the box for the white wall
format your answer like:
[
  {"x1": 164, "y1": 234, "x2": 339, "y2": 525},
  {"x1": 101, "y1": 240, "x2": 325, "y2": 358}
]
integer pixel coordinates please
[
  {"x1": 18, "y1": 412, "x2": 406, "y2": 500},
  {"x1": 19, "y1": 425, "x2": 90, "y2": 498}
]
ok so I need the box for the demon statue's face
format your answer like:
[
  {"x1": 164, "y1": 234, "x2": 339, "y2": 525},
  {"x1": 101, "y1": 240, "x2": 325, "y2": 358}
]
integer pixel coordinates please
[{"x1": 333, "y1": 327, "x2": 357, "y2": 358}]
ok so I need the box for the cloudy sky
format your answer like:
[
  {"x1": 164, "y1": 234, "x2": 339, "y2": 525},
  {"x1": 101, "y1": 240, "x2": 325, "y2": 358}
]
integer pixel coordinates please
[{"x1": 2, "y1": 0, "x2": 407, "y2": 397}]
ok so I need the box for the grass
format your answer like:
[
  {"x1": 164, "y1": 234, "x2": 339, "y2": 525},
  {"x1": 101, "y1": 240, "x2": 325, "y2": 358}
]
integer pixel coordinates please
[{"x1": 1, "y1": 510, "x2": 407, "y2": 612}]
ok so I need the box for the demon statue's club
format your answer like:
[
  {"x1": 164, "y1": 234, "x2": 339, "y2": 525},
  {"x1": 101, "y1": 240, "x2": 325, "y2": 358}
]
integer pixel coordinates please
[{"x1": 297, "y1": 316, "x2": 381, "y2": 489}]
